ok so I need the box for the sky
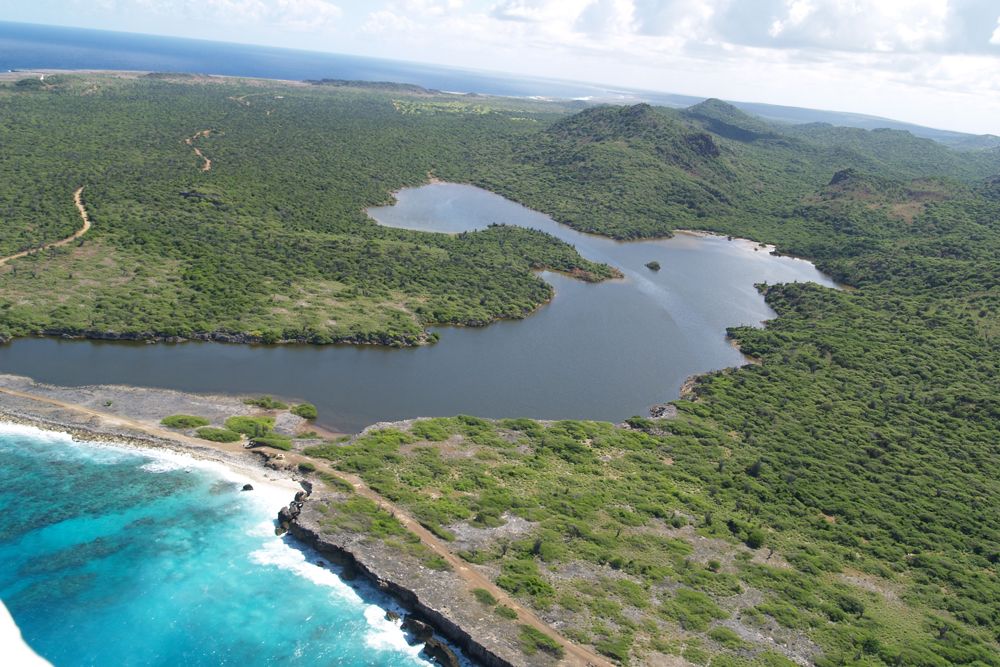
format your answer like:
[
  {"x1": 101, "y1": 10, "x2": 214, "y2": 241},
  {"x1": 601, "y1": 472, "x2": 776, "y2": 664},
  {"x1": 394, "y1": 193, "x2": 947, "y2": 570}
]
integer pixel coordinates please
[{"x1": 2, "y1": 0, "x2": 999, "y2": 134}]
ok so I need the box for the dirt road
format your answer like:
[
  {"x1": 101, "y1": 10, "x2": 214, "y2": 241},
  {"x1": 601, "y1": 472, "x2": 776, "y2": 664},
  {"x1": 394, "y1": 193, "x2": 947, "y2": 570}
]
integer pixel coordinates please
[
  {"x1": 0, "y1": 384, "x2": 610, "y2": 666},
  {"x1": 0, "y1": 187, "x2": 91, "y2": 267},
  {"x1": 185, "y1": 130, "x2": 213, "y2": 171}
]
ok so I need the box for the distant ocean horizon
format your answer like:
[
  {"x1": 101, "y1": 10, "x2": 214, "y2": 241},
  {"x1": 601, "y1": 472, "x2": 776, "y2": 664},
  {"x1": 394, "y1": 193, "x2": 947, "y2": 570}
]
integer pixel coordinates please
[
  {"x1": 0, "y1": 20, "x2": 651, "y2": 102},
  {"x1": 1, "y1": 20, "x2": 976, "y2": 140}
]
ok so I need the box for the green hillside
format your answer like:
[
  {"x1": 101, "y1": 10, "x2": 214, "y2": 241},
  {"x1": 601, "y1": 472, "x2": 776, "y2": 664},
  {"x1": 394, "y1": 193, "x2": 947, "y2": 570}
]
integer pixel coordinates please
[{"x1": 0, "y1": 73, "x2": 997, "y2": 665}]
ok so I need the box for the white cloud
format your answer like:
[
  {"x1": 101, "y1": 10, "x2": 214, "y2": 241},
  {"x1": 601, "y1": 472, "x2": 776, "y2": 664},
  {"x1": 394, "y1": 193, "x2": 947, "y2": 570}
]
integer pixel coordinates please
[
  {"x1": 768, "y1": 0, "x2": 816, "y2": 39},
  {"x1": 273, "y1": 0, "x2": 342, "y2": 31},
  {"x1": 85, "y1": 0, "x2": 343, "y2": 31},
  {"x1": 758, "y1": 0, "x2": 949, "y2": 52},
  {"x1": 39, "y1": 0, "x2": 1000, "y2": 132},
  {"x1": 363, "y1": 9, "x2": 417, "y2": 34}
]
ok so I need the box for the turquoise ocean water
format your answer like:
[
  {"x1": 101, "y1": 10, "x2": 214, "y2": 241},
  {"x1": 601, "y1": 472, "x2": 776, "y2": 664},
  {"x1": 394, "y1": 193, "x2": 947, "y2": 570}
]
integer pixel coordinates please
[{"x1": 0, "y1": 423, "x2": 433, "y2": 666}]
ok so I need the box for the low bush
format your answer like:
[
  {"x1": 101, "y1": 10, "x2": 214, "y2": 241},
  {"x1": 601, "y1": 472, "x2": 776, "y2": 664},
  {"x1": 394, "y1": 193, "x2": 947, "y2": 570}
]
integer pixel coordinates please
[
  {"x1": 195, "y1": 427, "x2": 241, "y2": 443},
  {"x1": 291, "y1": 403, "x2": 318, "y2": 420},
  {"x1": 252, "y1": 435, "x2": 293, "y2": 451},
  {"x1": 243, "y1": 396, "x2": 288, "y2": 409},
  {"x1": 160, "y1": 414, "x2": 210, "y2": 428},
  {"x1": 225, "y1": 415, "x2": 276, "y2": 437},
  {"x1": 708, "y1": 626, "x2": 745, "y2": 649},
  {"x1": 661, "y1": 589, "x2": 727, "y2": 631},
  {"x1": 518, "y1": 625, "x2": 564, "y2": 658},
  {"x1": 472, "y1": 588, "x2": 497, "y2": 606},
  {"x1": 495, "y1": 605, "x2": 518, "y2": 620}
]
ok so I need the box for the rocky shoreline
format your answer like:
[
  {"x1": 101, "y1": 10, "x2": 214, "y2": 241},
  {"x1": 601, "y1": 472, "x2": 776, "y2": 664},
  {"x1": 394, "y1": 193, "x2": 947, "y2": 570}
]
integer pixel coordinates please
[
  {"x1": 285, "y1": 499, "x2": 519, "y2": 667},
  {"x1": 0, "y1": 376, "x2": 537, "y2": 667}
]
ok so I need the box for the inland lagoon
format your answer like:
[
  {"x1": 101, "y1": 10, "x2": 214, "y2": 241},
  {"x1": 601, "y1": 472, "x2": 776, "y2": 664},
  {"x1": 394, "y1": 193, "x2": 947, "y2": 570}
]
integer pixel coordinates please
[{"x1": 0, "y1": 184, "x2": 836, "y2": 433}]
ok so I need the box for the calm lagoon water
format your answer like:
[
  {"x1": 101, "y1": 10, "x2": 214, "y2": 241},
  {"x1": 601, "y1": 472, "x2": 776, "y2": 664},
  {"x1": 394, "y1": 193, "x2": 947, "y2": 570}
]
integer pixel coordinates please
[
  {"x1": 0, "y1": 423, "x2": 433, "y2": 666},
  {"x1": 0, "y1": 184, "x2": 836, "y2": 433}
]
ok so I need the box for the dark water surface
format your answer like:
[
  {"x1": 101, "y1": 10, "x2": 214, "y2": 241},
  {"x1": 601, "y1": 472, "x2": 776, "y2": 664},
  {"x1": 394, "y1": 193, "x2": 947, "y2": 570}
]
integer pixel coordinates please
[{"x1": 0, "y1": 184, "x2": 836, "y2": 432}]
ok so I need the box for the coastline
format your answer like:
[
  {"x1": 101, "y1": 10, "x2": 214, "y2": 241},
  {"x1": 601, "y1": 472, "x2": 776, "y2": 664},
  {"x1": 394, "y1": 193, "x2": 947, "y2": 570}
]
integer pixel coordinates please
[
  {"x1": 0, "y1": 380, "x2": 463, "y2": 665},
  {"x1": 0, "y1": 401, "x2": 451, "y2": 666},
  {"x1": 0, "y1": 375, "x2": 613, "y2": 666},
  {"x1": 0, "y1": 410, "x2": 299, "y2": 498}
]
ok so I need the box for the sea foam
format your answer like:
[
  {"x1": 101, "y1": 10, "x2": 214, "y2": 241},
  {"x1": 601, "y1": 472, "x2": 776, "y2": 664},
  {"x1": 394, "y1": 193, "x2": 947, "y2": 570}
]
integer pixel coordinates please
[
  {"x1": 0, "y1": 600, "x2": 52, "y2": 667},
  {"x1": 249, "y1": 538, "x2": 364, "y2": 605}
]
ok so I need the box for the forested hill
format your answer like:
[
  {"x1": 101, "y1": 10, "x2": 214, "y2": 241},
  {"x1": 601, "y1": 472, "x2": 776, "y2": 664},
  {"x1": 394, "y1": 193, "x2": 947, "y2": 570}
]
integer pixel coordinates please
[
  {"x1": 462, "y1": 97, "x2": 1000, "y2": 240},
  {"x1": 0, "y1": 74, "x2": 998, "y2": 665}
]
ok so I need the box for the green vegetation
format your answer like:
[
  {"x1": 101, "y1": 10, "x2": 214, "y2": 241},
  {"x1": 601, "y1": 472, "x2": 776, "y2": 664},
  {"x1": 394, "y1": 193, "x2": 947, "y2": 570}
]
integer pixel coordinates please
[
  {"x1": 224, "y1": 415, "x2": 275, "y2": 436},
  {"x1": 518, "y1": 625, "x2": 564, "y2": 658},
  {"x1": 3, "y1": 73, "x2": 999, "y2": 666},
  {"x1": 243, "y1": 396, "x2": 288, "y2": 409},
  {"x1": 0, "y1": 75, "x2": 616, "y2": 345},
  {"x1": 290, "y1": 403, "x2": 318, "y2": 420},
  {"x1": 307, "y1": 414, "x2": 999, "y2": 665},
  {"x1": 495, "y1": 605, "x2": 518, "y2": 620},
  {"x1": 195, "y1": 427, "x2": 241, "y2": 443},
  {"x1": 297, "y1": 461, "x2": 317, "y2": 473},
  {"x1": 251, "y1": 435, "x2": 293, "y2": 451},
  {"x1": 661, "y1": 589, "x2": 727, "y2": 631},
  {"x1": 472, "y1": 588, "x2": 497, "y2": 606},
  {"x1": 708, "y1": 626, "x2": 746, "y2": 650},
  {"x1": 312, "y1": 493, "x2": 450, "y2": 571},
  {"x1": 159, "y1": 414, "x2": 210, "y2": 428}
]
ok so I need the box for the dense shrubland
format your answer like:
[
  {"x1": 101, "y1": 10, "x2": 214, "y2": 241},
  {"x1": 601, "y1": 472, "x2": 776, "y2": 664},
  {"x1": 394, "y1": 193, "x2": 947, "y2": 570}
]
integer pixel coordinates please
[
  {"x1": 0, "y1": 76, "x2": 614, "y2": 344},
  {"x1": 2, "y1": 74, "x2": 998, "y2": 665}
]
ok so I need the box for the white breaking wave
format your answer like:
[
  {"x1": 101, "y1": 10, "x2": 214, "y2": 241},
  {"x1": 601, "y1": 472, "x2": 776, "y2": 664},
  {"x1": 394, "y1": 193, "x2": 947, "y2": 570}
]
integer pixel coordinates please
[
  {"x1": 249, "y1": 537, "x2": 432, "y2": 665},
  {"x1": 0, "y1": 600, "x2": 53, "y2": 667},
  {"x1": 0, "y1": 419, "x2": 301, "y2": 528},
  {"x1": 0, "y1": 422, "x2": 75, "y2": 443},
  {"x1": 363, "y1": 605, "x2": 427, "y2": 661},
  {"x1": 249, "y1": 538, "x2": 364, "y2": 605},
  {"x1": 139, "y1": 459, "x2": 188, "y2": 473}
]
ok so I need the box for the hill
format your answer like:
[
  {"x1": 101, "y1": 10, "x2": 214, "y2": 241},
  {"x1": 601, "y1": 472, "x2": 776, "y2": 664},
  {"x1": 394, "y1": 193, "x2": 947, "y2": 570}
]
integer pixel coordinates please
[{"x1": 0, "y1": 73, "x2": 997, "y2": 666}]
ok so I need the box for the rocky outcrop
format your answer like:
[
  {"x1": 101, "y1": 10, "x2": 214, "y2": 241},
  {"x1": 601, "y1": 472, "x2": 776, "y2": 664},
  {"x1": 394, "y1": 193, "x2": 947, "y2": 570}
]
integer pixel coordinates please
[
  {"x1": 402, "y1": 616, "x2": 434, "y2": 641},
  {"x1": 287, "y1": 499, "x2": 528, "y2": 667},
  {"x1": 242, "y1": 484, "x2": 254, "y2": 491},
  {"x1": 649, "y1": 403, "x2": 677, "y2": 419},
  {"x1": 275, "y1": 500, "x2": 303, "y2": 535},
  {"x1": 423, "y1": 637, "x2": 461, "y2": 667}
]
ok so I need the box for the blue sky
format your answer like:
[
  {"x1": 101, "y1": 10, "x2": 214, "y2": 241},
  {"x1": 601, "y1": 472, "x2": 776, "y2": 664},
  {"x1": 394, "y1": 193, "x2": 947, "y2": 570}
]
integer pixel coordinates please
[{"x1": 3, "y1": 1, "x2": 1000, "y2": 134}]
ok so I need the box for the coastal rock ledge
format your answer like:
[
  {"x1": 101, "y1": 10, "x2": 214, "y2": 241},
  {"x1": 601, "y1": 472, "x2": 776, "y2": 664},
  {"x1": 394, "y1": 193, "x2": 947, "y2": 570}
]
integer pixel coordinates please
[{"x1": 287, "y1": 496, "x2": 537, "y2": 667}]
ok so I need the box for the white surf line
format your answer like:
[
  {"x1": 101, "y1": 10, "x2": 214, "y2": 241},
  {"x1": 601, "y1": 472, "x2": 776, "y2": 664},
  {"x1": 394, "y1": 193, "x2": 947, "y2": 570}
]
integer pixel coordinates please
[{"x1": 0, "y1": 601, "x2": 53, "y2": 667}]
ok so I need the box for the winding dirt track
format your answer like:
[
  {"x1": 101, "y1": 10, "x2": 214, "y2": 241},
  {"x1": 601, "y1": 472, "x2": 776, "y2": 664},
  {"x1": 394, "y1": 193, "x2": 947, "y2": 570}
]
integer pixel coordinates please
[
  {"x1": 0, "y1": 187, "x2": 91, "y2": 267},
  {"x1": 0, "y1": 385, "x2": 610, "y2": 667},
  {"x1": 185, "y1": 130, "x2": 213, "y2": 172}
]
